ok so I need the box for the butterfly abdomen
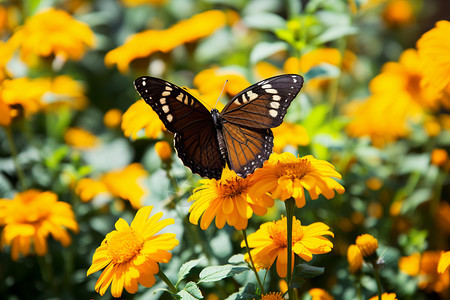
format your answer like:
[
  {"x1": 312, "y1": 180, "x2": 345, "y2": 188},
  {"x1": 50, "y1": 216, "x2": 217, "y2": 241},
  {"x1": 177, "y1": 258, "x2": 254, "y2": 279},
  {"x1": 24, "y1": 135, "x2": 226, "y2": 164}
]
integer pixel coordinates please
[{"x1": 211, "y1": 109, "x2": 229, "y2": 167}]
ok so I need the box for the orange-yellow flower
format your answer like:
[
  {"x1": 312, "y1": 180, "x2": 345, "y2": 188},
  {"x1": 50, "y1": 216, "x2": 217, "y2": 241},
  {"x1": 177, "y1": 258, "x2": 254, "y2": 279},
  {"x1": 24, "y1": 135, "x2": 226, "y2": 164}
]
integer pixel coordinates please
[
  {"x1": 355, "y1": 234, "x2": 378, "y2": 257},
  {"x1": 0, "y1": 190, "x2": 79, "y2": 261},
  {"x1": 382, "y1": 0, "x2": 414, "y2": 27},
  {"x1": 309, "y1": 288, "x2": 334, "y2": 300},
  {"x1": 438, "y1": 251, "x2": 450, "y2": 274},
  {"x1": 250, "y1": 152, "x2": 344, "y2": 208},
  {"x1": 347, "y1": 244, "x2": 363, "y2": 273},
  {"x1": 121, "y1": 99, "x2": 165, "y2": 139},
  {"x1": 369, "y1": 292, "x2": 398, "y2": 300},
  {"x1": 155, "y1": 141, "x2": 172, "y2": 161},
  {"x1": 75, "y1": 163, "x2": 149, "y2": 209},
  {"x1": 272, "y1": 122, "x2": 309, "y2": 153},
  {"x1": 41, "y1": 75, "x2": 88, "y2": 111},
  {"x1": 0, "y1": 97, "x2": 11, "y2": 126},
  {"x1": 431, "y1": 148, "x2": 448, "y2": 167},
  {"x1": 105, "y1": 10, "x2": 226, "y2": 73},
  {"x1": 11, "y1": 8, "x2": 94, "y2": 62},
  {"x1": 399, "y1": 251, "x2": 450, "y2": 293},
  {"x1": 258, "y1": 292, "x2": 284, "y2": 300},
  {"x1": 0, "y1": 77, "x2": 46, "y2": 116},
  {"x1": 120, "y1": 0, "x2": 167, "y2": 6},
  {"x1": 189, "y1": 168, "x2": 273, "y2": 230},
  {"x1": 87, "y1": 206, "x2": 179, "y2": 297},
  {"x1": 417, "y1": 20, "x2": 450, "y2": 94},
  {"x1": 64, "y1": 127, "x2": 99, "y2": 149},
  {"x1": 241, "y1": 216, "x2": 334, "y2": 278},
  {"x1": 103, "y1": 108, "x2": 123, "y2": 129}
]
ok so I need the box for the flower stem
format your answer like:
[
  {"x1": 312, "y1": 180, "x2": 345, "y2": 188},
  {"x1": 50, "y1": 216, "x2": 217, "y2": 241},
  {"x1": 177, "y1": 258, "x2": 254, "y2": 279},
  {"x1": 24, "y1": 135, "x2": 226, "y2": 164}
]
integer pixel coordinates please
[
  {"x1": 157, "y1": 267, "x2": 178, "y2": 295},
  {"x1": 242, "y1": 229, "x2": 265, "y2": 294},
  {"x1": 284, "y1": 197, "x2": 296, "y2": 300},
  {"x1": 5, "y1": 126, "x2": 26, "y2": 190},
  {"x1": 372, "y1": 262, "x2": 383, "y2": 299}
]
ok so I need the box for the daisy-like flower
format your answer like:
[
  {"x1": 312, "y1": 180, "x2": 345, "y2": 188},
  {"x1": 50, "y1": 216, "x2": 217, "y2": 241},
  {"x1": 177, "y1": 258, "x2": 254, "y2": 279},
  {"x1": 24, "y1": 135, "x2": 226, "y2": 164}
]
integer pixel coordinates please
[
  {"x1": 241, "y1": 216, "x2": 334, "y2": 278},
  {"x1": 347, "y1": 244, "x2": 363, "y2": 273},
  {"x1": 189, "y1": 168, "x2": 273, "y2": 230},
  {"x1": 258, "y1": 292, "x2": 284, "y2": 300},
  {"x1": 64, "y1": 127, "x2": 99, "y2": 149},
  {"x1": 0, "y1": 98, "x2": 11, "y2": 126},
  {"x1": 382, "y1": 0, "x2": 414, "y2": 27},
  {"x1": 272, "y1": 122, "x2": 309, "y2": 153},
  {"x1": 76, "y1": 163, "x2": 149, "y2": 209},
  {"x1": 103, "y1": 109, "x2": 122, "y2": 129},
  {"x1": 121, "y1": 100, "x2": 165, "y2": 139},
  {"x1": 87, "y1": 206, "x2": 179, "y2": 297},
  {"x1": 0, "y1": 190, "x2": 79, "y2": 261},
  {"x1": 355, "y1": 234, "x2": 379, "y2": 257},
  {"x1": 417, "y1": 20, "x2": 450, "y2": 94},
  {"x1": 250, "y1": 152, "x2": 344, "y2": 208},
  {"x1": 155, "y1": 141, "x2": 172, "y2": 162},
  {"x1": 309, "y1": 288, "x2": 334, "y2": 300},
  {"x1": 105, "y1": 10, "x2": 226, "y2": 73},
  {"x1": 438, "y1": 251, "x2": 450, "y2": 274},
  {"x1": 11, "y1": 8, "x2": 94, "y2": 62}
]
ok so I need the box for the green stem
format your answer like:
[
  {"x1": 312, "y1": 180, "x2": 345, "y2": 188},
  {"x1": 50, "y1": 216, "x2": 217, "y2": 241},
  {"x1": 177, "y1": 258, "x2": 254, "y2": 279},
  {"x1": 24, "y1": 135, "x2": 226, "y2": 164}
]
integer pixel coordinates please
[
  {"x1": 37, "y1": 254, "x2": 57, "y2": 295},
  {"x1": 5, "y1": 126, "x2": 26, "y2": 190},
  {"x1": 372, "y1": 262, "x2": 383, "y2": 299},
  {"x1": 242, "y1": 229, "x2": 265, "y2": 294},
  {"x1": 284, "y1": 197, "x2": 296, "y2": 300},
  {"x1": 157, "y1": 267, "x2": 178, "y2": 295}
]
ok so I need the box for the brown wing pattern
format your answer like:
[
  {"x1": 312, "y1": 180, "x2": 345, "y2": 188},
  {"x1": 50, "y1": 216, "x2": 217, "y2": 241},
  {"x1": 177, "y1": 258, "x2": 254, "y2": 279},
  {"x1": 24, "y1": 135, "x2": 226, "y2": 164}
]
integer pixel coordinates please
[
  {"x1": 134, "y1": 76, "x2": 224, "y2": 179},
  {"x1": 221, "y1": 74, "x2": 303, "y2": 129},
  {"x1": 221, "y1": 122, "x2": 273, "y2": 178}
]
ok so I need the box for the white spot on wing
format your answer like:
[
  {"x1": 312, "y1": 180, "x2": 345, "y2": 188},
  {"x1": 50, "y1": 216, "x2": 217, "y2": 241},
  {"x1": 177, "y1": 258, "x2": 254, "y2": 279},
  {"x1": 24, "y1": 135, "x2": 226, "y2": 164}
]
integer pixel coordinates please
[
  {"x1": 176, "y1": 93, "x2": 184, "y2": 102},
  {"x1": 162, "y1": 91, "x2": 170, "y2": 96},
  {"x1": 262, "y1": 84, "x2": 272, "y2": 89},
  {"x1": 246, "y1": 91, "x2": 258, "y2": 101},
  {"x1": 272, "y1": 95, "x2": 281, "y2": 101},
  {"x1": 142, "y1": 81, "x2": 146, "y2": 86},
  {"x1": 160, "y1": 98, "x2": 166, "y2": 104},
  {"x1": 162, "y1": 105, "x2": 169, "y2": 113},
  {"x1": 270, "y1": 102, "x2": 280, "y2": 109},
  {"x1": 269, "y1": 109, "x2": 278, "y2": 117},
  {"x1": 165, "y1": 86, "x2": 173, "y2": 91},
  {"x1": 166, "y1": 114, "x2": 173, "y2": 122},
  {"x1": 265, "y1": 89, "x2": 278, "y2": 94}
]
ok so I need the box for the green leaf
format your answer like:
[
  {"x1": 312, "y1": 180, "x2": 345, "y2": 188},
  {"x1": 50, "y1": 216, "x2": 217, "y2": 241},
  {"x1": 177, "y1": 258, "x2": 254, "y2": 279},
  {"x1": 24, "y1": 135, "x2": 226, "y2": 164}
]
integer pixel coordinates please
[
  {"x1": 198, "y1": 265, "x2": 249, "y2": 283},
  {"x1": 177, "y1": 257, "x2": 204, "y2": 285},
  {"x1": 228, "y1": 254, "x2": 245, "y2": 265},
  {"x1": 178, "y1": 282, "x2": 203, "y2": 299},
  {"x1": 316, "y1": 26, "x2": 358, "y2": 43},
  {"x1": 304, "y1": 64, "x2": 340, "y2": 81},
  {"x1": 250, "y1": 41, "x2": 288, "y2": 64},
  {"x1": 293, "y1": 263, "x2": 325, "y2": 278},
  {"x1": 225, "y1": 283, "x2": 258, "y2": 300},
  {"x1": 242, "y1": 13, "x2": 286, "y2": 31}
]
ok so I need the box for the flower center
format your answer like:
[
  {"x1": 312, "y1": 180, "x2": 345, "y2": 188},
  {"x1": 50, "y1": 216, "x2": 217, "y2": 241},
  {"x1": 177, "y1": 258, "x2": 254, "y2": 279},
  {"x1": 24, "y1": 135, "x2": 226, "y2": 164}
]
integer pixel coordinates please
[
  {"x1": 217, "y1": 176, "x2": 248, "y2": 199},
  {"x1": 106, "y1": 227, "x2": 144, "y2": 264},
  {"x1": 268, "y1": 218, "x2": 304, "y2": 248},
  {"x1": 275, "y1": 159, "x2": 311, "y2": 180}
]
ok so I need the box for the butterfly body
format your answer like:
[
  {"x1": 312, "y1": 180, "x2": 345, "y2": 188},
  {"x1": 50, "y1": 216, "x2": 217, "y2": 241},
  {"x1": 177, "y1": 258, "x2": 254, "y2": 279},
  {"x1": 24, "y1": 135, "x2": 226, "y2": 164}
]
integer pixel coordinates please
[{"x1": 134, "y1": 74, "x2": 303, "y2": 179}]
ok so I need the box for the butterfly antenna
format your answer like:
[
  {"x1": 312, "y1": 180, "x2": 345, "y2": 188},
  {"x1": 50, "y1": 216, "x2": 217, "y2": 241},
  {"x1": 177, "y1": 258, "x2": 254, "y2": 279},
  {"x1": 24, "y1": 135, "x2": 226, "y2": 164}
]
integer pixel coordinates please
[{"x1": 214, "y1": 79, "x2": 228, "y2": 109}]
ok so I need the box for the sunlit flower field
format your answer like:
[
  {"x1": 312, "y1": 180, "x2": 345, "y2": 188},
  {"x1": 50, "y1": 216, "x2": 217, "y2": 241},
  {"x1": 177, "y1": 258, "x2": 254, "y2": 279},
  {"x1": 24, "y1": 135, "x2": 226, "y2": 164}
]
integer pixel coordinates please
[{"x1": 0, "y1": 0, "x2": 449, "y2": 299}]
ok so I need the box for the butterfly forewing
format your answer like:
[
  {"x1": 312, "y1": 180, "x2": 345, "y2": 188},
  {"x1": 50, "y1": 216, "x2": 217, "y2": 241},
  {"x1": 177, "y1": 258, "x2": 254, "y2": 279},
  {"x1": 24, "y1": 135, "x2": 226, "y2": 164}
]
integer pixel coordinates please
[
  {"x1": 221, "y1": 74, "x2": 303, "y2": 129},
  {"x1": 221, "y1": 122, "x2": 273, "y2": 177},
  {"x1": 134, "y1": 76, "x2": 224, "y2": 179}
]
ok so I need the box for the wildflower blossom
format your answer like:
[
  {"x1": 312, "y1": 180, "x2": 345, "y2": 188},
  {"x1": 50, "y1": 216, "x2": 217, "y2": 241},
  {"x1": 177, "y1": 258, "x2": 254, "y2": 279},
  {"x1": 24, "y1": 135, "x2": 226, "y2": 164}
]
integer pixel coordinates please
[
  {"x1": 87, "y1": 206, "x2": 178, "y2": 297},
  {"x1": 369, "y1": 292, "x2": 398, "y2": 300},
  {"x1": 309, "y1": 288, "x2": 334, "y2": 300},
  {"x1": 382, "y1": 0, "x2": 414, "y2": 27},
  {"x1": 431, "y1": 148, "x2": 448, "y2": 167},
  {"x1": 189, "y1": 168, "x2": 273, "y2": 230},
  {"x1": 155, "y1": 141, "x2": 172, "y2": 161},
  {"x1": 347, "y1": 244, "x2": 363, "y2": 273},
  {"x1": 250, "y1": 152, "x2": 344, "y2": 208},
  {"x1": 11, "y1": 8, "x2": 94, "y2": 62},
  {"x1": 417, "y1": 20, "x2": 450, "y2": 94},
  {"x1": 272, "y1": 123, "x2": 309, "y2": 153},
  {"x1": 241, "y1": 216, "x2": 334, "y2": 278},
  {"x1": 105, "y1": 10, "x2": 226, "y2": 73},
  {"x1": 64, "y1": 127, "x2": 99, "y2": 149},
  {"x1": 0, "y1": 190, "x2": 79, "y2": 261},
  {"x1": 258, "y1": 292, "x2": 284, "y2": 300},
  {"x1": 438, "y1": 251, "x2": 450, "y2": 274},
  {"x1": 103, "y1": 109, "x2": 122, "y2": 129},
  {"x1": 0, "y1": 98, "x2": 11, "y2": 126},
  {"x1": 355, "y1": 234, "x2": 378, "y2": 257},
  {"x1": 121, "y1": 100, "x2": 165, "y2": 139},
  {"x1": 120, "y1": 0, "x2": 167, "y2": 6},
  {"x1": 41, "y1": 75, "x2": 88, "y2": 111}
]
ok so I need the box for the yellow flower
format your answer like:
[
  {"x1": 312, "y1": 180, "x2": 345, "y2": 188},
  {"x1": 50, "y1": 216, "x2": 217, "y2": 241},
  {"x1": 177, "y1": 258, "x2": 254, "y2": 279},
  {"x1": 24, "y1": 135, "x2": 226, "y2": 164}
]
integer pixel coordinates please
[
  {"x1": 355, "y1": 234, "x2": 378, "y2": 257},
  {"x1": 0, "y1": 77, "x2": 46, "y2": 116},
  {"x1": 0, "y1": 39, "x2": 16, "y2": 81},
  {"x1": 11, "y1": 8, "x2": 94, "y2": 62},
  {"x1": 347, "y1": 244, "x2": 363, "y2": 273},
  {"x1": 258, "y1": 292, "x2": 284, "y2": 300},
  {"x1": 417, "y1": 20, "x2": 450, "y2": 94},
  {"x1": 188, "y1": 168, "x2": 273, "y2": 230},
  {"x1": 41, "y1": 75, "x2": 88, "y2": 111},
  {"x1": 75, "y1": 163, "x2": 149, "y2": 209},
  {"x1": 366, "y1": 177, "x2": 383, "y2": 191},
  {"x1": 309, "y1": 288, "x2": 334, "y2": 300},
  {"x1": 272, "y1": 122, "x2": 309, "y2": 153},
  {"x1": 254, "y1": 61, "x2": 283, "y2": 80},
  {"x1": 121, "y1": 99, "x2": 165, "y2": 139},
  {"x1": 431, "y1": 148, "x2": 448, "y2": 167},
  {"x1": 0, "y1": 190, "x2": 79, "y2": 261},
  {"x1": 369, "y1": 292, "x2": 398, "y2": 300},
  {"x1": 87, "y1": 206, "x2": 179, "y2": 297},
  {"x1": 103, "y1": 108, "x2": 123, "y2": 129},
  {"x1": 241, "y1": 216, "x2": 334, "y2": 278},
  {"x1": 120, "y1": 0, "x2": 167, "y2": 6},
  {"x1": 105, "y1": 10, "x2": 226, "y2": 73},
  {"x1": 64, "y1": 127, "x2": 99, "y2": 149},
  {"x1": 155, "y1": 141, "x2": 172, "y2": 161},
  {"x1": 400, "y1": 251, "x2": 450, "y2": 293},
  {"x1": 0, "y1": 97, "x2": 12, "y2": 126},
  {"x1": 382, "y1": 0, "x2": 414, "y2": 27},
  {"x1": 438, "y1": 251, "x2": 450, "y2": 274},
  {"x1": 250, "y1": 152, "x2": 344, "y2": 208}
]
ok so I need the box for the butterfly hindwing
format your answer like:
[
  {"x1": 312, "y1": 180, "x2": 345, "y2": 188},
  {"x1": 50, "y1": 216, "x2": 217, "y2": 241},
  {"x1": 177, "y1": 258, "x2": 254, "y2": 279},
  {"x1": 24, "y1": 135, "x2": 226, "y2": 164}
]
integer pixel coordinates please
[
  {"x1": 221, "y1": 74, "x2": 303, "y2": 129},
  {"x1": 134, "y1": 76, "x2": 224, "y2": 179},
  {"x1": 221, "y1": 122, "x2": 273, "y2": 178}
]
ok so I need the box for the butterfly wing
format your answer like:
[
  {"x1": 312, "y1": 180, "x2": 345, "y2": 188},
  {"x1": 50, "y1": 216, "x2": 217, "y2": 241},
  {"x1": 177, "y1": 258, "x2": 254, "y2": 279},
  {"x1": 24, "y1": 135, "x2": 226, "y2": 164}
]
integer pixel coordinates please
[
  {"x1": 221, "y1": 74, "x2": 303, "y2": 129},
  {"x1": 220, "y1": 74, "x2": 303, "y2": 177},
  {"x1": 134, "y1": 76, "x2": 224, "y2": 179}
]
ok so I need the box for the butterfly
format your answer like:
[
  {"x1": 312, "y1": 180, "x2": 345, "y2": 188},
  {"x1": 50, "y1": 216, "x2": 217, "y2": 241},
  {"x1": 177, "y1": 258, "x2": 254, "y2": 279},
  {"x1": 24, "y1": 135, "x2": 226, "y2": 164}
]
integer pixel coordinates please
[{"x1": 134, "y1": 74, "x2": 303, "y2": 179}]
